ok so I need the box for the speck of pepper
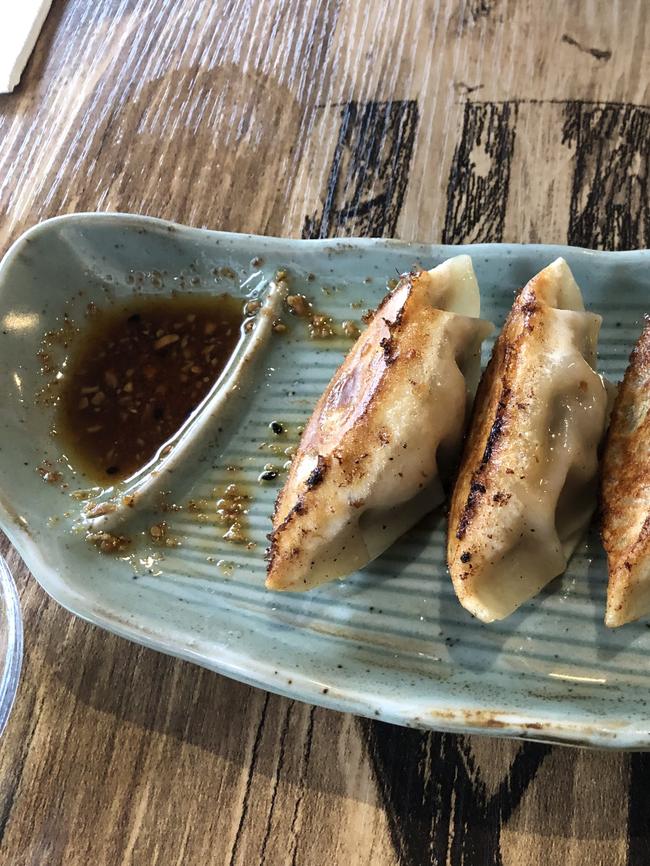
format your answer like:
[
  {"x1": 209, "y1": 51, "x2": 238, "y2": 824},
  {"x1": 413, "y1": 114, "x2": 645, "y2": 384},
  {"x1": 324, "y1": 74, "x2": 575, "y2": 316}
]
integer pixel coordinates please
[
  {"x1": 269, "y1": 421, "x2": 284, "y2": 435},
  {"x1": 460, "y1": 551, "x2": 472, "y2": 563},
  {"x1": 259, "y1": 470, "x2": 278, "y2": 482}
]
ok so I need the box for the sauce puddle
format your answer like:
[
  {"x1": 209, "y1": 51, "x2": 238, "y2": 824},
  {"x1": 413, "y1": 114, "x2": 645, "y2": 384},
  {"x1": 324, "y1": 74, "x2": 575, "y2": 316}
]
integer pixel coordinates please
[{"x1": 57, "y1": 294, "x2": 243, "y2": 482}]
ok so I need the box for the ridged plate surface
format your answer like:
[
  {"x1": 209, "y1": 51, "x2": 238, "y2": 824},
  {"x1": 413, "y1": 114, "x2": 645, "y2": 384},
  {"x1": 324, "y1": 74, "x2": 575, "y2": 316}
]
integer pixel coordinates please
[{"x1": 0, "y1": 213, "x2": 648, "y2": 747}]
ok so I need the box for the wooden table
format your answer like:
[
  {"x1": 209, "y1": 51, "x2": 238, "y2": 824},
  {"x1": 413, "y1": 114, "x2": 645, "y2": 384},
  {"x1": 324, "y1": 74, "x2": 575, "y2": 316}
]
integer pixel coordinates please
[{"x1": 0, "y1": 1, "x2": 648, "y2": 863}]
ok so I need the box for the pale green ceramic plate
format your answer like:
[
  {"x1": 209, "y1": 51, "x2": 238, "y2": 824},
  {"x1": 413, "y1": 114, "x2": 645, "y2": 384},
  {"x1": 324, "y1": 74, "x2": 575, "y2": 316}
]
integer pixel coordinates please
[{"x1": 0, "y1": 213, "x2": 648, "y2": 748}]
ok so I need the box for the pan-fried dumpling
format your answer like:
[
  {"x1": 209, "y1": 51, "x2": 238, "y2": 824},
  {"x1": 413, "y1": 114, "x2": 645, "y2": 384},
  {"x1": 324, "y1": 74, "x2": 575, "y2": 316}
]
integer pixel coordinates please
[
  {"x1": 266, "y1": 255, "x2": 493, "y2": 591},
  {"x1": 601, "y1": 320, "x2": 650, "y2": 627},
  {"x1": 448, "y1": 258, "x2": 608, "y2": 622}
]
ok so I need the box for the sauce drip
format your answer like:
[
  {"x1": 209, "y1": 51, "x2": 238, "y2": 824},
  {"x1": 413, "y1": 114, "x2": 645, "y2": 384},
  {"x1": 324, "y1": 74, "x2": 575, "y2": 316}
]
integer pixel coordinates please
[{"x1": 58, "y1": 294, "x2": 243, "y2": 481}]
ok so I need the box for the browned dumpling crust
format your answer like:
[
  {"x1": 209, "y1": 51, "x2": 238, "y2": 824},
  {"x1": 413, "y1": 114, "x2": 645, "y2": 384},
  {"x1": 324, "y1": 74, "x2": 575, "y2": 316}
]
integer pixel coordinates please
[
  {"x1": 448, "y1": 258, "x2": 608, "y2": 622},
  {"x1": 601, "y1": 320, "x2": 650, "y2": 627},
  {"x1": 267, "y1": 256, "x2": 492, "y2": 592}
]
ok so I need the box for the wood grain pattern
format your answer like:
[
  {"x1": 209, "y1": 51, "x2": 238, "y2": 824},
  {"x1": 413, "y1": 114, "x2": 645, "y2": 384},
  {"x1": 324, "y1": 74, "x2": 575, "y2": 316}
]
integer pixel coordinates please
[{"x1": 0, "y1": 1, "x2": 649, "y2": 863}]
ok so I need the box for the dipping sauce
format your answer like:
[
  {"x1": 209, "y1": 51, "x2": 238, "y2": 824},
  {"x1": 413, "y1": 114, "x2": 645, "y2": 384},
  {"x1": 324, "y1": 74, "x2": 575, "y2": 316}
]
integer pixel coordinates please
[{"x1": 58, "y1": 294, "x2": 243, "y2": 481}]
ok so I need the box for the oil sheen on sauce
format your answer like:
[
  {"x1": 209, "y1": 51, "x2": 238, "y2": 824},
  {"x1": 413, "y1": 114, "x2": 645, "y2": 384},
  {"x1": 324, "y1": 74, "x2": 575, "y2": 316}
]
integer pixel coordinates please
[{"x1": 58, "y1": 294, "x2": 243, "y2": 482}]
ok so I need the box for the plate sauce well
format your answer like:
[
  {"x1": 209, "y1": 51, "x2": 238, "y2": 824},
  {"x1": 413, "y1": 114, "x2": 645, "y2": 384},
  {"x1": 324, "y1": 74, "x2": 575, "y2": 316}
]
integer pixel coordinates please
[{"x1": 58, "y1": 294, "x2": 243, "y2": 482}]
